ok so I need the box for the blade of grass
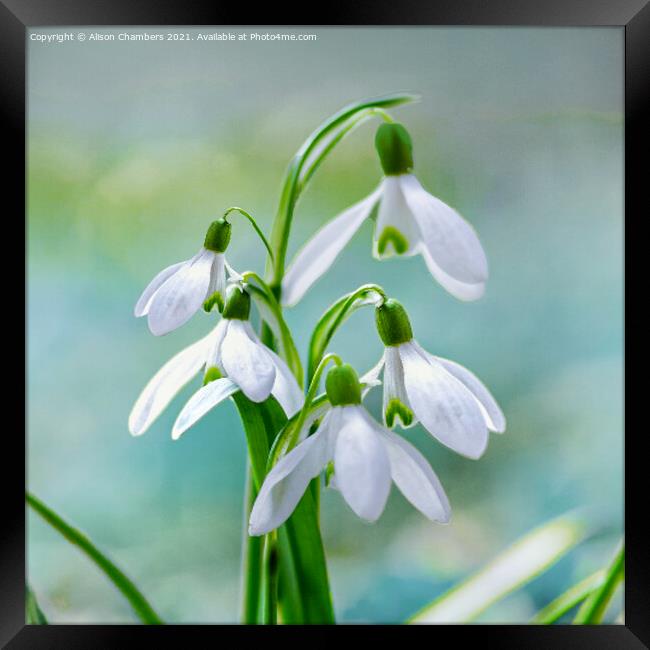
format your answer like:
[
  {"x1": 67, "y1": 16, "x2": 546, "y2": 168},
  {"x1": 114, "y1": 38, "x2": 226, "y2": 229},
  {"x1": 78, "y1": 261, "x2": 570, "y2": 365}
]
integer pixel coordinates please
[
  {"x1": 573, "y1": 541, "x2": 624, "y2": 624},
  {"x1": 531, "y1": 570, "x2": 604, "y2": 623},
  {"x1": 26, "y1": 586, "x2": 48, "y2": 624},
  {"x1": 26, "y1": 493, "x2": 162, "y2": 624},
  {"x1": 410, "y1": 512, "x2": 587, "y2": 624}
]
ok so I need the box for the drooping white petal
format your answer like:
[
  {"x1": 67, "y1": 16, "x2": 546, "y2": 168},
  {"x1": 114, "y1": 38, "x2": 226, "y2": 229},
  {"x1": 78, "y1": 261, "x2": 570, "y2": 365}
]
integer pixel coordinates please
[
  {"x1": 266, "y1": 347, "x2": 304, "y2": 417},
  {"x1": 400, "y1": 174, "x2": 488, "y2": 301},
  {"x1": 147, "y1": 248, "x2": 216, "y2": 336},
  {"x1": 204, "y1": 318, "x2": 229, "y2": 371},
  {"x1": 383, "y1": 346, "x2": 415, "y2": 428},
  {"x1": 381, "y1": 430, "x2": 451, "y2": 523},
  {"x1": 399, "y1": 341, "x2": 488, "y2": 459},
  {"x1": 373, "y1": 176, "x2": 422, "y2": 258},
  {"x1": 334, "y1": 406, "x2": 391, "y2": 521},
  {"x1": 134, "y1": 261, "x2": 186, "y2": 317},
  {"x1": 432, "y1": 355, "x2": 506, "y2": 433},
  {"x1": 249, "y1": 416, "x2": 333, "y2": 536},
  {"x1": 128, "y1": 334, "x2": 212, "y2": 436},
  {"x1": 220, "y1": 320, "x2": 276, "y2": 403},
  {"x1": 206, "y1": 253, "x2": 227, "y2": 300},
  {"x1": 281, "y1": 186, "x2": 382, "y2": 307},
  {"x1": 419, "y1": 247, "x2": 486, "y2": 301},
  {"x1": 172, "y1": 377, "x2": 239, "y2": 440}
]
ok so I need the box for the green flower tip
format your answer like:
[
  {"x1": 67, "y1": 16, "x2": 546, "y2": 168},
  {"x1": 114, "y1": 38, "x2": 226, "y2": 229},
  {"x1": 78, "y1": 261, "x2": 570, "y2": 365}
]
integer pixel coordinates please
[
  {"x1": 222, "y1": 285, "x2": 251, "y2": 320},
  {"x1": 377, "y1": 226, "x2": 409, "y2": 256},
  {"x1": 203, "y1": 366, "x2": 222, "y2": 386},
  {"x1": 375, "y1": 122, "x2": 414, "y2": 176},
  {"x1": 375, "y1": 298, "x2": 413, "y2": 346},
  {"x1": 203, "y1": 291, "x2": 225, "y2": 314},
  {"x1": 204, "y1": 218, "x2": 232, "y2": 253},
  {"x1": 385, "y1": 398, "x2": 414, "y2": 428},
  {"x1": 325, "y1": 461, "x2": 335, "y2": 487},
  {"x1": 325, "y1": 363, "x2": 362, "y2": 406}
]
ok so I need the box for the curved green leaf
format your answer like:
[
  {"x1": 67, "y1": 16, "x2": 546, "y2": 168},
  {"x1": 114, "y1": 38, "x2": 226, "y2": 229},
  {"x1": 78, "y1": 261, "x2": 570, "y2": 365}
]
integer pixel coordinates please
[
  {"x1": 26, "y1": 493, "x2": 163, "y2": 624},
  {"x1": 410, "y1": 512, "x2": 587, "y2": 624},
  {"x1": 532, "y1": 570, "x2": 604, "y2": 624},
  {"x1": 308, "y1": 284, "x2": 384, "y2": 383},
  {"x1": 26, "y1": 586, "x2": 48, "y2": 624},
  {"x1": 573, "y1": 542, "x2": 624, "y2": 624}
]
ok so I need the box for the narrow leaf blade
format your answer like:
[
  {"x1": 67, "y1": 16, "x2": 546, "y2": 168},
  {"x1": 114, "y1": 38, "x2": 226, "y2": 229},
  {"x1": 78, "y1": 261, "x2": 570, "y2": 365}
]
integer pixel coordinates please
[{"x1": 410, "y1": 512, "x2": 587, "y2": 624}]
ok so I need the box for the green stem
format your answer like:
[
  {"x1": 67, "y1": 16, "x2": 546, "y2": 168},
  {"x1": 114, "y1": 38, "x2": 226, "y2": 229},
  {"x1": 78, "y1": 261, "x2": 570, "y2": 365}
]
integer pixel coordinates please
[
  {"x1": 26, "y1": 493, "x2": 162, "y2": 625},
  {"x1": 223, "y1": 206, "x2": 274, "y2": 263},
  {"x1": 307, "y1": 284, "x2": 386, "y2": 383},
  {"x1": 260, "y1": 532, "x2": 279, "y2": 624},
  {"x1": 573, "y1": 542, "x2": 624, "y2": 624},
  {"x1": 240, "y1": 462, "x2": 263, "y2": 623}
]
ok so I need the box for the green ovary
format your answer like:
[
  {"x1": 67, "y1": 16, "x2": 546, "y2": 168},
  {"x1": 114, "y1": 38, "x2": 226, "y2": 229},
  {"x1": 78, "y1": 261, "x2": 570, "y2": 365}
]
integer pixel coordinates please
[
  {"x1": 385, "y1": 398, "x2": 414, "y2": 428},
  {"x1": 377, "y1": 226, "x2": 409, "y2": 256}
]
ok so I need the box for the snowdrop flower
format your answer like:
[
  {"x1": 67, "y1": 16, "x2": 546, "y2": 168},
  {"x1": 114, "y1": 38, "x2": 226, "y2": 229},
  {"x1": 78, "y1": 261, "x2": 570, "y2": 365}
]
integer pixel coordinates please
[
  {"x1": 282, "y1": 123, "x2": 488, "y2": 306},
  {"x1": 362, "y1": 298, "x2": 505, "y2": 460},
  {"x1": 129, "y1": 285, "x2": 303, "y2": 439},
  {"x1": 249, "y1": 363, "x2": 450, "y2": 536},
  {"x1": 134, "y1": 219, "x2": 234, "y2": 336}
]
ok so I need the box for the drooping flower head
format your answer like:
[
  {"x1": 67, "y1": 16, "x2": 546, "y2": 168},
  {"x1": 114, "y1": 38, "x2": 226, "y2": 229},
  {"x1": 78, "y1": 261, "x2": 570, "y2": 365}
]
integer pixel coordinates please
[
  {"x1": 282, "y1": 122, "x2": 488, "y2": 306},
  {"x1": 362, "y1": 298, "x2": 505, "y2": 460},
  {"x1": 129, "y1": 284, "x2": 303, "y2": 439},
  {"x1": 134, "y1": 218, "x2": 234, "y2": 336},
  {"x1": 249, "y1": 363, "x2": 450, "y2": 536}
]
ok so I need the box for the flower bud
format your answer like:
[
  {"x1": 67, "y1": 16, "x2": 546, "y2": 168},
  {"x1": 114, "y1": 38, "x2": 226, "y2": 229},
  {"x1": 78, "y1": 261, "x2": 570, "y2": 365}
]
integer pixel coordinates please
[
  {"x1": 204, "y1": 218, "x2": 232, "y2": 253},
  {"x1": 375, "y1": 123, "x2": 414, "y2": 176},
  {"x1": 375, "y1": 298, "x2": 413, "y2": 346},
  {"x1": 325, "y1": 363, "x2": 362, "y2": 406},
  {"x1": 222, "y1": 285, "x2": 251, "y2": 320}
]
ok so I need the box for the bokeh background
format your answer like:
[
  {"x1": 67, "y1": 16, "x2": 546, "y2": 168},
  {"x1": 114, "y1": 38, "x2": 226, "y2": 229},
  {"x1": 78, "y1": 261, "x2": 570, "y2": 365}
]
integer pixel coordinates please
[{"x1": 27, "y1": 27, "x2": 623, "y2": 623}]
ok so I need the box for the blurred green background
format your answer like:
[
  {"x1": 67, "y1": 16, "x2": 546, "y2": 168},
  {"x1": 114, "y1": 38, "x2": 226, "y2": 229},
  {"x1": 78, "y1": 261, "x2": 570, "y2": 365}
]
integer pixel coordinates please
[{"x1": 27, "y1": 27, "x2": 623, "y2": 623}]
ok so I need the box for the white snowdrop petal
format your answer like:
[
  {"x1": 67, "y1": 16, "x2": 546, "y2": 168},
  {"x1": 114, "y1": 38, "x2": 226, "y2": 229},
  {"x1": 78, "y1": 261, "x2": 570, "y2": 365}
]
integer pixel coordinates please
[
  {"x1": 334, "y1": 406, "x2": 391, "y2": 522},
  {"x1": 172, "y1": 377, "x2": 239, "y2": 440},
  {"x1": 383, "y1": 346, "x2": 415, "y2": 428},
  {"x1": 147, "y1": 249, "x2": 216, "y2": 336},
  {"x1": 281, "y1": 186, "x2": 382, "y2": 307},
  {"x1": 400, "y1": 174, "x2": 488, "y2": 291},
  {"x1": 399, "y1": 342, "x2": 488, "y2": 459},
  {"x1": 433, "y1": 355, "x2": 506, "y2": 433},
  {"x1": 128, "y1": 334, "x2": 212, "y2": 436},
  {"x1": 220, "y1": 320, "x2": 276, "y2": 402},
  {"x1": 249, "y1": 418, "x2": 332, "y2": 535},
  {"x1": 204, "y1": 318, "x2": 229, "y2": 370},
  {"x1": 373, "y1": 176, "x2": 422, "y2": 258},
  {"x1": 134, "y1": 261, "x2": 186, "y2": 317},
  {"x1": 419, "y1": 245, "x2": 486, "y2": 301},
  {"x1": 359, "y1": 353, "x2": 385, "y2": 391},
  {"x1": 207, "y1": 253, "x2": 227, "y2": 299},
  {"x1": 381, "y1": 430, "x2": 451, "y2": 523},
  {"x1": 266, "y1": 348, "x2": 305, "y2": 417}
]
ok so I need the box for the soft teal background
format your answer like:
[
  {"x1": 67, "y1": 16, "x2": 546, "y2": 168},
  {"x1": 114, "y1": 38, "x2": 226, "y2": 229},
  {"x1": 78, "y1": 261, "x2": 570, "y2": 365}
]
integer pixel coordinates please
[{"x1": 27, "y1": 27, "x2": 623, "y2": 623}]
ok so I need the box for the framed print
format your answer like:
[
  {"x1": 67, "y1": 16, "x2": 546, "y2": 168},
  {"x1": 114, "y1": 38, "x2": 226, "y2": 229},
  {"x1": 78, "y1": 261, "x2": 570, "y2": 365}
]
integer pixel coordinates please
[{"x1": 3, "y1": 0, "x2": 645, "y2": 646}]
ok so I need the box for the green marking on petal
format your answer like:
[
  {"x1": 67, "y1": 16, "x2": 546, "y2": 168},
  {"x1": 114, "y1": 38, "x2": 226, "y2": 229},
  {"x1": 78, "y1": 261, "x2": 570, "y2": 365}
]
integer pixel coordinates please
[
  {"x1": 377, "y1": 226, "x2": 409, "y2": 256},
  {"x1": 385, "y1": 398, "x2": 414, "y2": 428},
  {"x1": 203, "y1": 291, "x2": 225, "y2": 313},
  {"x1": 203, "y1": 366, "x2": 222, "y2": 385},
  {"x1": 325, "y1": 461, "x2": 335, "y2": 488}
]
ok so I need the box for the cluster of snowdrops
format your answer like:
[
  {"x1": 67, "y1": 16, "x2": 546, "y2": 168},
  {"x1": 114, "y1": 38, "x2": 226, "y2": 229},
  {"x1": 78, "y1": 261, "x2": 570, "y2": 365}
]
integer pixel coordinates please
[{"x1": 129, "y1": 98, "x2": 505, "y2": 548}]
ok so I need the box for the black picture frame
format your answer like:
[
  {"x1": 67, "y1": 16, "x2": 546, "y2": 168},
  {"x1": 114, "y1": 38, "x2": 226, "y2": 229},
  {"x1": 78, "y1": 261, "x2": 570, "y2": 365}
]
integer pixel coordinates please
[{"x1": 4, "y1": 1, "x2": 642, "y2": 646}]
